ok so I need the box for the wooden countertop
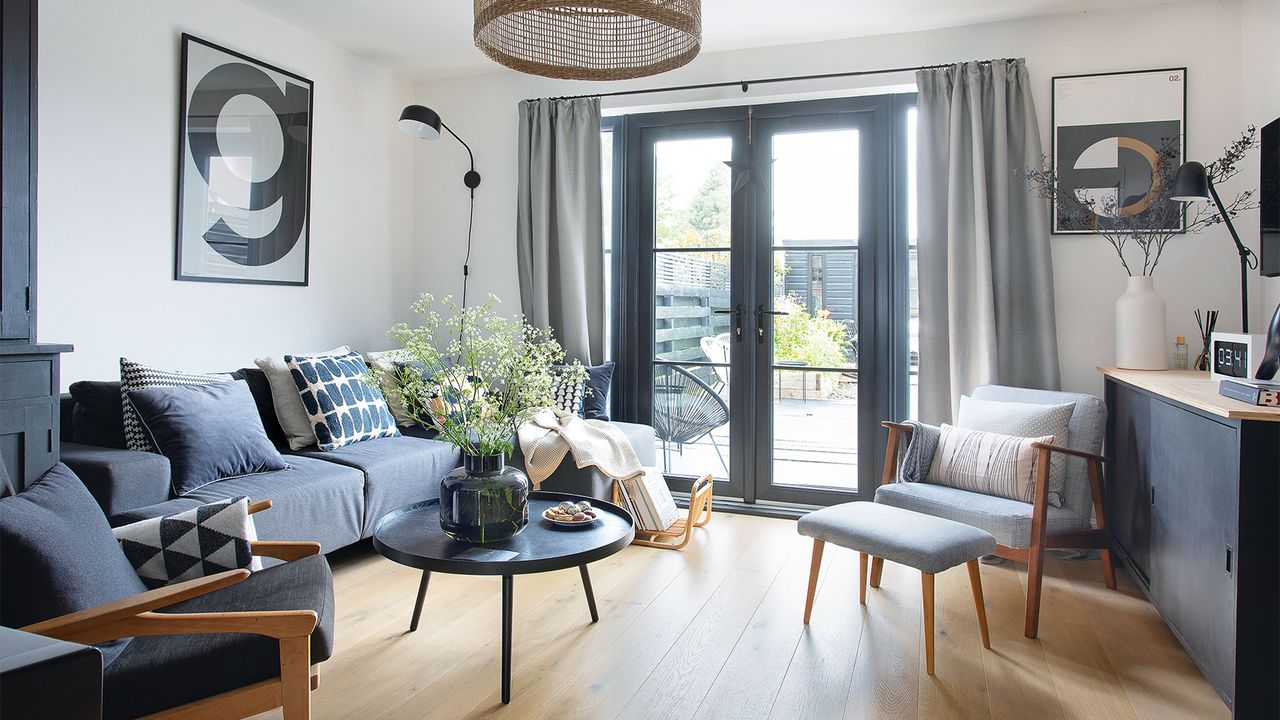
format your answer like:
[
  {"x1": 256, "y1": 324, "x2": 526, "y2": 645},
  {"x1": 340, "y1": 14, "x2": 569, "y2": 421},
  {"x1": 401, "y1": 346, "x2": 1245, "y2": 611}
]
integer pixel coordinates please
[{"x1": 1099, "y1": 366, "x2": 1280, "y2": 422}]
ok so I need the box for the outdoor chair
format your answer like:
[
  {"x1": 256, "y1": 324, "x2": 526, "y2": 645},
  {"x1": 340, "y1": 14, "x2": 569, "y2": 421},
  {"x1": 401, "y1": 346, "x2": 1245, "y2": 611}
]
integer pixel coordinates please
[{"x1": 653, "y1": 364, "x2": 730, "y2": 475}]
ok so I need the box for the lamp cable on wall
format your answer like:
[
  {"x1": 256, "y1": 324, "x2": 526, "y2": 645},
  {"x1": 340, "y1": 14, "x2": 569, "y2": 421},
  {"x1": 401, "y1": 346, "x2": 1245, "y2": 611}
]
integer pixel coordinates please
[{"x1": 398, "y1": 104, "x2": 481, "y2": 308}]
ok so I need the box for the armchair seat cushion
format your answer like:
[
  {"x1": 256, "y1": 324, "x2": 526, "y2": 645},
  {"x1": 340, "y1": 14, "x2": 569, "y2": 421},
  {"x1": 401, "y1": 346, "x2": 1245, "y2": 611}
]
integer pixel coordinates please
[
  {"x1": 102, "y1": 554, "x2": 335, "y2": 720},
  {"x1": 875, "y1": 481, "x2": 1085, "y2": 548}
]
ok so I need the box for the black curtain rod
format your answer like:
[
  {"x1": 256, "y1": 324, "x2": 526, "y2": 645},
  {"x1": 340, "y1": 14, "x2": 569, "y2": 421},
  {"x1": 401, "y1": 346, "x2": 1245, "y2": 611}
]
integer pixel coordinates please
[{"x1": 532, "y1": 58, "x2": 1009, "y2": 103}]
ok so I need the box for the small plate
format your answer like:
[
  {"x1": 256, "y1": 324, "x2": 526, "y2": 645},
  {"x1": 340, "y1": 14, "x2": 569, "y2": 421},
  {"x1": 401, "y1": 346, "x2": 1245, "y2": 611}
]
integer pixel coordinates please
[{"x1": 541, "y1": 508, "x2": 600, "y2": 528}]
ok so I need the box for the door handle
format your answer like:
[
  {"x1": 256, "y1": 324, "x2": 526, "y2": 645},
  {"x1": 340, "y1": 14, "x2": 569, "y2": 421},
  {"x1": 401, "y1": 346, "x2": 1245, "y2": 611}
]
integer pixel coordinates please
[
  {"x1": 755, "y1": 305, "x2": 789, "y2": 343},
  {"x1": 713, "y1": 305, "x2": 744, "y2": 342}
]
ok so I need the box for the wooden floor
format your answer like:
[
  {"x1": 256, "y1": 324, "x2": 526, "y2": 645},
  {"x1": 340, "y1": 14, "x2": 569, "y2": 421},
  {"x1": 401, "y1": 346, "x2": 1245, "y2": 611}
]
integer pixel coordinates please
[{"x1": 252, "y1": 512, "x2": 1228, "y2": 720}]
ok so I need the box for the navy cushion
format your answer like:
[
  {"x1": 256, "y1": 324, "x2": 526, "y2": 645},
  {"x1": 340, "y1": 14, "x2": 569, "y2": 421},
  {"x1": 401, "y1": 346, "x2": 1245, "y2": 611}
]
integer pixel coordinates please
[
  {"x1": 0, "y1": 464, "x2": 147, "y2": 664},
  {"x1": 102, "y1": 554, "x2": 335, "y2": 720},
  {"x1": 127, "y1": 381, "x2": 289, "y2": 497},
  {"x1": 583, "y1": 362, "x2": 616, "y2": 420},
  {"x1": 69, "y1": 380, "x2": 127, "y2": 448},
  {"x1": 235, "y1": 367, "x2": 288, "y2": 446}
]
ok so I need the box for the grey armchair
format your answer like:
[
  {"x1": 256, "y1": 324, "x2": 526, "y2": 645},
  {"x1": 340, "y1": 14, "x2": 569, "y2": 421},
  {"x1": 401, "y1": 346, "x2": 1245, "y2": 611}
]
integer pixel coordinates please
[{"x1": 873, "y1": 385, "x2": 1115, "y2": 639}]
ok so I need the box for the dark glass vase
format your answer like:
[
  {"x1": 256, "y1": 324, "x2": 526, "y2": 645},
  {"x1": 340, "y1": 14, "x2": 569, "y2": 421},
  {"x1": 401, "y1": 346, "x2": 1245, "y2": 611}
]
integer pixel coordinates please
[{"x1": 439, "y1": 453, "x2": 529, "y2": 544}]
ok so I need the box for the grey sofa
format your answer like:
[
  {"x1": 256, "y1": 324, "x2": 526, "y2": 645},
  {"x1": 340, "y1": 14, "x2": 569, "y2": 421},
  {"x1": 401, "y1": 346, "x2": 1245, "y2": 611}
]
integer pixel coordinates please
[{"x1": 59, "y1": 367, "x2": 657, "y2": 551}]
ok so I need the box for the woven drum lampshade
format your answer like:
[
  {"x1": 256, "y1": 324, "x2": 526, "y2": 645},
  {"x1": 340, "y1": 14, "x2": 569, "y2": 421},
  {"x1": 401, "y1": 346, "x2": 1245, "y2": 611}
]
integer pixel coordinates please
[{"x1": 473, "y1": 1, "x2": 702, "y2": 81}]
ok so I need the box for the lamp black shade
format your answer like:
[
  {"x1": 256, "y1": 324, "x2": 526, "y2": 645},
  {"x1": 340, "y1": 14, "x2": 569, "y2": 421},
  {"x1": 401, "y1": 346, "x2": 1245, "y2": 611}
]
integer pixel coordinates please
[
  {"x1": 399, "y1": 104, "x2": 442, "y2": 140},
  {"x1": 1170, "y1": 161, "x2": 1210, "y2": 202}
]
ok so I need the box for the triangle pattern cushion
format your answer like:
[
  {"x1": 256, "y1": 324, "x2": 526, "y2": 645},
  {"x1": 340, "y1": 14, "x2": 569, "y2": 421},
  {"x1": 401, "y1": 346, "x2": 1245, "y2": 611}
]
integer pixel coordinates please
[
  {"x1": 0, "y1": 463, "x2": 147, "y2": 665},
  {"x1": 112, "y1": 497, "x2": 261, "y2": 590}
]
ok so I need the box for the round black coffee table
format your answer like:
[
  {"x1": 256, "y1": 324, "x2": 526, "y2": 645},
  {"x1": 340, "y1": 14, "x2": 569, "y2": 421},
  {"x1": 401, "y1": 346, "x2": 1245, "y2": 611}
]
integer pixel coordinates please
[{"x1": 372, "y1": 491, "x2": 635, "y2": 704}]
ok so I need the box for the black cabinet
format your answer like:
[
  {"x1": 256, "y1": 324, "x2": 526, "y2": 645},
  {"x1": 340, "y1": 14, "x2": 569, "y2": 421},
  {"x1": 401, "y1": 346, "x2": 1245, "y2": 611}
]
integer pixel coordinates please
[
  {"x1": 1104, "y1": 373, "x2": 1279, "y2": 719},
  {"x1": 0, "y1": 0, "x2": 68, "y2": 490},
  {"x1": 1, "y1": 0, "x2": 38, "y2": 343},
  {"x1": 0, "y1": 345, "x2": 70, "y2": 490},
  {"x1": 0, "y1": 626, "x2": 103, "y2": 719}
]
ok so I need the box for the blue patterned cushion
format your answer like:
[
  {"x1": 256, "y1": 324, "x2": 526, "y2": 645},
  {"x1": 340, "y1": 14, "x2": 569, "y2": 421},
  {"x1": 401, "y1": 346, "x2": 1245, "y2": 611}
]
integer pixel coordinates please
[{"x1": 285, "y1": 351, "x2": 400, "y2": 451}]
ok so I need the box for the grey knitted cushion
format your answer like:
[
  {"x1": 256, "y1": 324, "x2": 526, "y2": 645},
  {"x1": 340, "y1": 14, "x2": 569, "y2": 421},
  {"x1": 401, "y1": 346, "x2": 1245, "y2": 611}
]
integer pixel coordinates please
[{"x1": 797, "y1": 502, "x2": 996, "y2": 574}]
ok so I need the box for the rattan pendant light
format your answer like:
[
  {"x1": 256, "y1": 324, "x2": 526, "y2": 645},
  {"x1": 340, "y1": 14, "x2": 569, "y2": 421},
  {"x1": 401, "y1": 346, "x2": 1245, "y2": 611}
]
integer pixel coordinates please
[{"x1": 473, "y1": 1, "x2": 702, "y2": 81}]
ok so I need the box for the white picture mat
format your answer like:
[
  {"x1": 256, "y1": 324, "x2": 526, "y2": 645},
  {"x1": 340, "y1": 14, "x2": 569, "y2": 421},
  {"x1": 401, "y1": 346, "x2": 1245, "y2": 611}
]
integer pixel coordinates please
[{"x1": 1054, "y1": 69, "x2": 1184, "y2": 127}]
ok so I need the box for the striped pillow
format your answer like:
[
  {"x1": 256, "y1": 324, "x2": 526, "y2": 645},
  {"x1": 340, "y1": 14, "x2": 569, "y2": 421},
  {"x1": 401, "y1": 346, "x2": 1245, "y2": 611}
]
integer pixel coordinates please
[{"x1": 926, "y1": 424, "x2": 1053, "y2": 504}]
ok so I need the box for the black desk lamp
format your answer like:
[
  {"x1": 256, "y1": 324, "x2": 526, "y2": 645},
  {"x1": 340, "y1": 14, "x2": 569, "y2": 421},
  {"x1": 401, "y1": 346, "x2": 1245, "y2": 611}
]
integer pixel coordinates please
[
  {"x1": 398, "y1": 104, "x2": 480, "y2": 307},
  {"x1": 1171, "y1": 161, "x2": 1257, "y2": 332}
]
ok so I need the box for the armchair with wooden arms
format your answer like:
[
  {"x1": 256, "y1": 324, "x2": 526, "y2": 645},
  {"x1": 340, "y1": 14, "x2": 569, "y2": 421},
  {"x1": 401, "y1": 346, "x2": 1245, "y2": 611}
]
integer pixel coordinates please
[
  {"x1": 17, "y1": 499, "x2": 334, "y2": 720},
  {"x1": 873, "y1": 385, "x2": 1116, "y2": 639}
]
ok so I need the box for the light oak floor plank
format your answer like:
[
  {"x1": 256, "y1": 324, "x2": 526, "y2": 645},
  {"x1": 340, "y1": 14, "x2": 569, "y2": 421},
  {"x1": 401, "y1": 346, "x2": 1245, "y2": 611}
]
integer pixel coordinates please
[{"x1": 249, "y1": 513, "x2": 1227, "y2": 720}]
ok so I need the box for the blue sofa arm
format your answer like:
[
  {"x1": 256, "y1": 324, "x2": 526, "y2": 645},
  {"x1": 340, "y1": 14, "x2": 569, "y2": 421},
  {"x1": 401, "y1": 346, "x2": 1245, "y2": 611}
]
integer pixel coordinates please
[{"x1": 60, "y1": 442, "x2": 172, "y2": 518}]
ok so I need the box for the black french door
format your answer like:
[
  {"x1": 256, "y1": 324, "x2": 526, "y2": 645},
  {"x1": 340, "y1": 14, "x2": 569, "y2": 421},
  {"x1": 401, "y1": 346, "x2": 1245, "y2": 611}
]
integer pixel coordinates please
[{"x1": 612, "y1": 94, "x2": 916, "y2": 506}]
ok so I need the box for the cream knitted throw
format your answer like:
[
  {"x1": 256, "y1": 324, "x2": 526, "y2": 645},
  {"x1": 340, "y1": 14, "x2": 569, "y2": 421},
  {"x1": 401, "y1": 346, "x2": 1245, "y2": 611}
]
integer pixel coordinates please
[{"x1": 517, "y1": 409, "x2": 645, "y2": 488}]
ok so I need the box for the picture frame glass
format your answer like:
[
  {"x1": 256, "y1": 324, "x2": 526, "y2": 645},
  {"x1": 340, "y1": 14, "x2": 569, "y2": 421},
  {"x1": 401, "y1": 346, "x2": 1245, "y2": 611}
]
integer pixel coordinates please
[
  {"x1": 1051, "y1": 68, "x2": 1186, "y2": 235},
  {"x1": 176, "y1": 35, "x2": 313, "y2": 285}
]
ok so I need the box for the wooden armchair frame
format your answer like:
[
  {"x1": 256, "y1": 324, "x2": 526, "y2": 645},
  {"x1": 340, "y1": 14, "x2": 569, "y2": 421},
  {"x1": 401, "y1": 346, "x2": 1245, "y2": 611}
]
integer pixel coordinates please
[
  {"x1": 19, "y1": 499, "x2": 324, "y2": 720},
  {"x1": 879, "y1": 422, "x2": 1116, "y2": 639}
]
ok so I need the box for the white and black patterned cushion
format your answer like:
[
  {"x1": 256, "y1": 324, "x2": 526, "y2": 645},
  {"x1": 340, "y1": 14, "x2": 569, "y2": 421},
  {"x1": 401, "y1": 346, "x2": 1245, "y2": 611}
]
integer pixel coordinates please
[
  {"x1": 112, "y1": 497, "x2": 260, "y2": 590},
  {"x1": 285, "y1": 351, "x2": 400, "y2": 451},
  {"x1": 552, "y1": 376, "x2": 586, "y2": 416},
  {"x1": 120, "y1": 358, "x2": 234, "y2": 453}
]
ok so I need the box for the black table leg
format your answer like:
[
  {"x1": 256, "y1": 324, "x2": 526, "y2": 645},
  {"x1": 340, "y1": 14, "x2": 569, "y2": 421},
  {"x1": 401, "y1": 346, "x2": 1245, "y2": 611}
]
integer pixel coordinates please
[
  {"x1": 579, "y1": 564, "x2": 599, "y2": 623},
  {"x1": 501, "y1": 574, "x2": 513, "y2": 704},
  {"x1": 409, "y1": 570, "x2": 431, "y2": 632}
]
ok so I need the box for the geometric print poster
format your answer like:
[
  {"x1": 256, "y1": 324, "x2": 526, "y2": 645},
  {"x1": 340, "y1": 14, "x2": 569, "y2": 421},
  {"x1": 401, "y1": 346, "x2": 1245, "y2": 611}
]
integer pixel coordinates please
[
  {"x1": 175, "y1": 35, "x2": 313, "y2": 285},
  {"x1": 1051, "y1": 68, "x2": 1186, "y2": 234}
]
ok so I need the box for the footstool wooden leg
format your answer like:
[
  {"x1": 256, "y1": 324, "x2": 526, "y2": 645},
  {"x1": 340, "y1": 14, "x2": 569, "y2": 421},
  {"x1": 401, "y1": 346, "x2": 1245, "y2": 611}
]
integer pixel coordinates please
[
  {"x1": 858, "y1": 553, "x2": 868, "y2": 605},
  {"x1": 967, "y1": 560, "x2": 991, "y2": 649},
  {"x1": 869, "y1": 556, "x2": 884, "y2": 588},
  {"x1": 803, "y1": 539, "x2": 824, "y2": 624},
  {"x1": 922, "y1": 572, "x2": 935, "y2": 676}
]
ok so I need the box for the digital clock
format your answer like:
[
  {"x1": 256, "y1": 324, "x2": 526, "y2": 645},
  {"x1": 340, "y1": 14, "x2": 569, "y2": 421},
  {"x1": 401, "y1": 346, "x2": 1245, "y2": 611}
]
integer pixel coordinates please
[{"x1": 1209, "y1": 332, "x2": 1265, "y2": 381}]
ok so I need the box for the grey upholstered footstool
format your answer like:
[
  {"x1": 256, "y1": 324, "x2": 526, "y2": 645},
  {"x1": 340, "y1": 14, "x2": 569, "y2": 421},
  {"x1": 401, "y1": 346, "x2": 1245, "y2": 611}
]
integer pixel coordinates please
[{"x1": 797, "y1": 502, "x2": 997, "y2": 674}]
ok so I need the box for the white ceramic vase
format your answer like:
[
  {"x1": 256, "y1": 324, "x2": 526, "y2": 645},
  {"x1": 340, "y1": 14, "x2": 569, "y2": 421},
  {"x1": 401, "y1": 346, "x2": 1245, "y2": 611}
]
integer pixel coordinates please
[{"x1": 1115, "y1": 276, "x2": 1168, "y2": 370}]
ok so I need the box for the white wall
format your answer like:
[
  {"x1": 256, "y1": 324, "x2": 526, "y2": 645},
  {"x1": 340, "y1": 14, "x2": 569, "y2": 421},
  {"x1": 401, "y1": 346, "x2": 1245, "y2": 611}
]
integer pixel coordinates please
[
  {"x1": 37, "y1": 0, "x2": 416, "y2": 387},
  {"x1": 411, "y1": 0, "x2": 1269, "y2": 396}
]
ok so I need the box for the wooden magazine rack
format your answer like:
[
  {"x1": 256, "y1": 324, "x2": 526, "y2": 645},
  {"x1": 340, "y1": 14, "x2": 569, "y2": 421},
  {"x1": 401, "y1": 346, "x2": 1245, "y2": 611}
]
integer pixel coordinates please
[{"x1": 613, "y1": 473, "x2": 714, "y2": 550}]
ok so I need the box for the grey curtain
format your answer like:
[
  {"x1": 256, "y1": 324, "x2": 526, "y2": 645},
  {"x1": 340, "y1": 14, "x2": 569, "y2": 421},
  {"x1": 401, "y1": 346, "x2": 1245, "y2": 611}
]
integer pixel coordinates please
[
  {"x1": 916, "y1": 59, "x2": 1061, "y2": 424},
  {"x1": 517, "y1": 97, "x2": 604, "y2": 365}
]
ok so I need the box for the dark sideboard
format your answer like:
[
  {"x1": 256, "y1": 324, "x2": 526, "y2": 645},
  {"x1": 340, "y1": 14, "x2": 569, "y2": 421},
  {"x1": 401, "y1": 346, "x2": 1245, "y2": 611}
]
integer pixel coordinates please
[{"x1": 1100, "y1": 367, "x2": 1279, "y2": 719}]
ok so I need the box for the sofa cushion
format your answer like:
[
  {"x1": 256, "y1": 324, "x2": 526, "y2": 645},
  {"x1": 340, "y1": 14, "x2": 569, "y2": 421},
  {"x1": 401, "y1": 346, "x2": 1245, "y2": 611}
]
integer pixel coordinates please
[
  {"x1": 128, "y1": 381, "x2": 289, "y2": 496},
  {"x1": 957, "y1": 395, "x2": 1074, "y2": 507},
  {"x1": 255, "y1": 346, "x2": 351, "y2": 451},
  {"x1": 112, "y1": 497, "x2": 260, "y2": 589},
  {"x1": 926, "y1": 424, "x2": 1052, "y2": 504},
  {"x1": 292, "y1": 435, "x2": 459, "y2": 532},
  {"x1": 874, "y1": 481, "x2": 1085, "y2": 548},
  {"x1": 235, "y1": 367, "x2": 288, "y2": 446},
  {"x1": 102, "y1": 554, "x2": 335, "y2": 720},
  {"x1": 0, "y1": 464, "x2": 146, "y2": 664},
  {"x1": 583, "y1": 361, "x2": 616, "y2": 420},
  {"x1": 285, "y1": 351, "x2": 400, "y2": 451},
  {"x1": 119, "y1": 359, "x2": 236, "y2": 453},
  {"x1": 69, "y1": 380, "x2": 127, "y2": 448},
  {"x1": 175, "y1": 457, "x2": 365, "y2": 552}
]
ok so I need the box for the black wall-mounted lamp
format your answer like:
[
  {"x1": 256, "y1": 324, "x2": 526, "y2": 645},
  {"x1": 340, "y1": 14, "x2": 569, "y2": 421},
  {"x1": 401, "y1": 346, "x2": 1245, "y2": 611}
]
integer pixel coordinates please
[
  {"x1": 399, "y1": 104, "x2": 480, "y2": 306},
  {"x1": 1171, "y1": 160, "x2": 1257, "y2": 333}
]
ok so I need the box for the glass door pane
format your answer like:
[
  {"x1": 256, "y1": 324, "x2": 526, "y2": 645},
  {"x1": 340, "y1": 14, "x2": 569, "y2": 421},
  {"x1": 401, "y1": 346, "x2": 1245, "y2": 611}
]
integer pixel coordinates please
[
  {"x1": 764, "y1": 127, "x2": 862, "y2": 498},
  {"x1": 651, "y1": 137, "x2": 734, "y2": 482}
]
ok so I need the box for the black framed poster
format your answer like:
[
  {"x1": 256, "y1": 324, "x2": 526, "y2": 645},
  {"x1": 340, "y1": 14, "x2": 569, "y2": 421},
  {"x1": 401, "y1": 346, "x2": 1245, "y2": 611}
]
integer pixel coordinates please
[
  {"x1": 175, "y1": 34, "x2": 313, "y2": 285},
  {"x1": 1051, "y1": 68, "x2": 1186, "y2": 235}
]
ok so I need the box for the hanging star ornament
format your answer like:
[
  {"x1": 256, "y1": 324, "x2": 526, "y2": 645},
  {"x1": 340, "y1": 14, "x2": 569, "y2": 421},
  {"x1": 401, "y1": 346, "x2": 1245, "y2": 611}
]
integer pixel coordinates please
[{"x1": 723, "y1": 157, "x2": 773, "y2": 195}]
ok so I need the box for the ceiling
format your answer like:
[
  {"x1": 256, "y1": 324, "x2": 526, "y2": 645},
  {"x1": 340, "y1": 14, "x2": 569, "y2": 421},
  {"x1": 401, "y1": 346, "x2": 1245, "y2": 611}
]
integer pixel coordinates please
[{"x1": 238, "y1": 0, "x2": 1186, "y2": 82}]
